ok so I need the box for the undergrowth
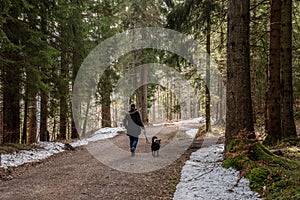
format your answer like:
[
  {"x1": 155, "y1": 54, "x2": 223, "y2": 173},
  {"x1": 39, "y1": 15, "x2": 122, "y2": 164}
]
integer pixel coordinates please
[{"x1": 222, "y1": 130, "x2": 300, "y2": 200}]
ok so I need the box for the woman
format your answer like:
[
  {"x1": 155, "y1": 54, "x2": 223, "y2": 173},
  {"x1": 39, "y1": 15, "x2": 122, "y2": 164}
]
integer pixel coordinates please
[{"x1": 123, "y1": 103, "x2": 144, "y2": 153}]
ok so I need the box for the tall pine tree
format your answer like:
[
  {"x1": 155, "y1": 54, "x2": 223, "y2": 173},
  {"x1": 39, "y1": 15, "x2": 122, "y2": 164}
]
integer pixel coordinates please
[{"x1": 225, "y1": 0, "x2": 254, "y2": 149}]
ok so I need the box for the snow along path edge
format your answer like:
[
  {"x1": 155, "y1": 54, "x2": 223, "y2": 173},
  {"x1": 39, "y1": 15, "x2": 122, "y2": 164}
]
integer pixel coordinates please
[
  {"x1": 0, "y1": 127, "x2": 125, "y2": 168},
  {"x1": 173, "y1": 144, "x2": 261, "y2": 200}
]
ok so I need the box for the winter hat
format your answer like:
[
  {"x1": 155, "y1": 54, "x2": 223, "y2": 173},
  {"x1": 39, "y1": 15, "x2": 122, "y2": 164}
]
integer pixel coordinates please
[{"x1": 130, "y1": 103, "x2": 136, "y2": 109}]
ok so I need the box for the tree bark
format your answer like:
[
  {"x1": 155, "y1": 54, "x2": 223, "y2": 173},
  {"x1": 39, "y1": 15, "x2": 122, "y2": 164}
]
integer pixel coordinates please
[
  {"x1": 265, "y1": 0, "x2": 282, "y2": 145},
  {"x1": 3, "y1": 69, "x2": 21, "y2": 143},
  {"x1": 27, "y1": 103, "x2": 37, "y2": 144},
  {"x1": 101, "y1": 99, "x2": 112, "y2": 127},
  {"x1": 225, "y1": 0, "x2": 254, "y2": 150},
  {"x1": 100, "y1": 69, "x2": 113, "y2": 128},
  {"x1": 82, "y1": 98, "x2": 91, "y2": 137},
  {"x1": 281, "y1": 0, "x2": 297, "y2": 139},
  {"x1": 70, "y1": 3, "x2": 84, "y2": 139},
  {"x1": 206, "y1": 14, "x2": 211, "y2": 132},
  {"x1": 40, "y1": 91, "x2": 49, "y2": 141},
  {"x1": 58, "y1": 21, "x2": 69, "y2": 140},
  {"x1": 140, "y1": 29, "x2": 148, "y2": 123},
  {"x1": 0, "y1": 79, "x2": 3, "y2": 144},
  {"x1": 141, "y1": 66, "x2": 148, "y2": 123},
  {"x1": 22, "y1": 97, "x2": 28, "y2": 144},
  {"x1": 39, "y1": 7, "x2": 50, "y2": 142},
  {"x1": 58, "y1": 49, "x2": 68, "y2": 140},
  {"x1": 186, "y1": 85, "x2": 191, "y2": 120}
]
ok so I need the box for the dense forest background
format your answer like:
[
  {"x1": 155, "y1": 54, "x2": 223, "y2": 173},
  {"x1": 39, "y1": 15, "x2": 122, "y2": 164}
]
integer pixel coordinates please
[{"x1": 0, "y1": 0, "x2": 299, "y2": 146}]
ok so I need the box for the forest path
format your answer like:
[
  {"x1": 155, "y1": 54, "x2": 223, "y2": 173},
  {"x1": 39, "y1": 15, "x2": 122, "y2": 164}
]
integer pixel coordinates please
[{"x1": 0, "y1": 124, "x2": 224, "y2": 200}]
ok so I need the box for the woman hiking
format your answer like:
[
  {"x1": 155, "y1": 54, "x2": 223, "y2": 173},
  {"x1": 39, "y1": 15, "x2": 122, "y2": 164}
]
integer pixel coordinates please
[{"x1": 123, "y1": 103, "x2": 145, "y2": 154}]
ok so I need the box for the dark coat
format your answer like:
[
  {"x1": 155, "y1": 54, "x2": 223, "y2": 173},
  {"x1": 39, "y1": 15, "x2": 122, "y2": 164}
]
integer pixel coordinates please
[{"x1": 123, "y1": 109, "x2": 144, "y2": 138}]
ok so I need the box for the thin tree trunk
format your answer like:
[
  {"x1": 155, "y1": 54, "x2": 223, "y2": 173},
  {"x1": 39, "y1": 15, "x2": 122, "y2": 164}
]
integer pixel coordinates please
[
  {"x1": 265, "y1": 0, "x2": 282, "y2": 145},
  {"x1": 82, "y1": 99, "x2": 91, "y2": 137},
  {"x1": 27, "y1": 103, "x2": 37, "y2": 144},
  {"x1": 58, "y1": 23, "x2": 69, "y2": 140},
  {"x1": 140, "y1": 28, "x2": 148, "y2": 123},
  {"x1": 251, "y1": 0, "x2": 258, "y2": 124},
  {"x1": 186, "y1": 84, "x2": 191, "y2": 119},
  {"x1": 40, "y1": 91, "x2": 49, "y2": 141},
  {"x1": 70, "y1": 4, "x2": 83, "y2": 139},
  {"x1": 281, "y1": 0, "x2": 297, "y2": 139},
  {"x1": 22, "y1": 96, "x2": 28, "y2": 144},
  {"x1": 141, "y1": 66, "x2": 148, "y2": 123},
  {"x1": 206, "y1": 14, "x2": 211, "y2": 132},
  {"x1": 0, "y1": 78, "x2": 3, "y2": 144},
  {"x1": 251, "y1": 61, "x2": 257, "y2": 123},
  {"x1": 58, "y1": 50, "x2": 68, "y2": 140},
  {"x1": 152, "y1": 94, "x2": 156, "y2": 123},
  {"x1": 39, "y1": 5, "x2": 49, "y2": 142},
  {"x1": 100, "y1": 69, "x2": 112, "y2": 127}
]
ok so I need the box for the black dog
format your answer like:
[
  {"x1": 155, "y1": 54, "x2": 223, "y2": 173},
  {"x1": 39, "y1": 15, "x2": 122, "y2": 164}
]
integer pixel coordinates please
[{"x1": 151, "y1": 136, "x2": 161, "y2": 156}]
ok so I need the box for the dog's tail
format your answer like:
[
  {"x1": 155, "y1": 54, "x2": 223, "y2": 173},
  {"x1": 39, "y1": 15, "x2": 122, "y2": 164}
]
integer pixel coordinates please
[{"x1": 152, "y1": 136, "x2": 157, "y2": 143}]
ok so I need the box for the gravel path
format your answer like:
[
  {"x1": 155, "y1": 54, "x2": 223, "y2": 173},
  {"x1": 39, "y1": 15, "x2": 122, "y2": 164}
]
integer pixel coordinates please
[{"x1": 0, "y1": 125, "x2": 201, "y2": 200}]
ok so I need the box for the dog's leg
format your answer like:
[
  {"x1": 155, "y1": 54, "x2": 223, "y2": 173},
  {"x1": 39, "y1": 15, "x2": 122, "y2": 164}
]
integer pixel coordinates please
[{"x1": 152, "y1": 151, "x2": 157, "y2": 157}]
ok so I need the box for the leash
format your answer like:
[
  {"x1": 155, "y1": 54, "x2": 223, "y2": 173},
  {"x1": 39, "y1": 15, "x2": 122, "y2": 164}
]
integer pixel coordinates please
[{"x1": 143, "y1": 129, "x2": 150, "y2": 144}]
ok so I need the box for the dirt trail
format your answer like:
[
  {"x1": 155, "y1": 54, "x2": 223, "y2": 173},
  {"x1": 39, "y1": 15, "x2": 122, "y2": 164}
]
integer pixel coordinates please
[{"x1": 0, "y1": 124, "x2": 223, "y2": 200}]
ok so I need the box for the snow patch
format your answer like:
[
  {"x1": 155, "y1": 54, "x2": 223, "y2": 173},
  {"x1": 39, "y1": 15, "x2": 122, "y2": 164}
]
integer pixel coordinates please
[
  {"x1": 173, "y1": 144, "x2": 261, "y2": 200},
  {"x1": 0, "y1": 127, "x2": 125, "y2": 168},
  {"x1": 153, "y1": 117, "x2": 205, "y2": 126},
  {"x1": 0, "y1": 142, "x2": 65, "y2": 168},
  {"x1": 71, "y1": 127, "x2": 125, "y2": 147},
  {"x1": 185, "y1": 129, "x2": 198, "y2": 138}
]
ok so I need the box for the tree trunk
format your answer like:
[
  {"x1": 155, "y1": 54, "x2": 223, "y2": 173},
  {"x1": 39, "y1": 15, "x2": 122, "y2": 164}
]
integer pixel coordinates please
[
  {"x1": 22, "y1": 97, "x2": 28, "y2": 144},
  {"x1": 265, "y1": 0, "x2": 282, "y2": 145},
  {"x1": 206, "y1": 14, "x2": 211, "y2": 132},
  {"x1": 39, "y1": 8, "x2": 50, "y2": 142},
  {"x1": 0, "y1": 79, "x2": 3, "y2": 144},
  {"x1": 225, "y1": 0, "x2": 254, "y2": 150},
  {"x1": 101, "y1": 100, "x2": 112, "y2": 127},
  {"x1": 2, "y1": 12, "x2": 21, "y2": 143},
  {"x1": 141, "y1": 66, "x2": 148, "y2": 123},
  {"x1": 40, "y1": 91, "x2": 49, "y2": 141},
  {"x1": 58, "y1": 22, "x2": 69, "y2": 140},
  {"x1": 186, "y1": 84, "x2": 191, "y2": 120},
  {"x1": 217, "y1": 77, "x2": 225, "y2": 125},
  {"x1": 26, "y1": 71, "x2": 37, "y2": 144},
  {"x1": 100, "y1": 69, "x2": 112, "y2": 127},
  {"x1": 152, "y1": 92, "x2": 156, "y2": 123},
  {"x1": 281, "y1": 0, "x2": 297, "y2": 139},
  {"x1": 82, "y1": 99, "x2": 91, "y2": 137},
  {"x1": 70, "y1": 4, "x2": 83, "y2": 139},
  {"x1": 3, "y1": 65, "x2": 21, "y2": 143},
  {"x1": 140, "y1": 29, "x2": 148, "y2": 123},
  {"x1": 27, "y1": 102, "x2": 37, "y2": 144},
  {"x1": 250, "y1": 0, "x2": 258, "y2": 124},
  {"x1": 58, "y1": 51, "x2": 68, "y2": 141}
]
